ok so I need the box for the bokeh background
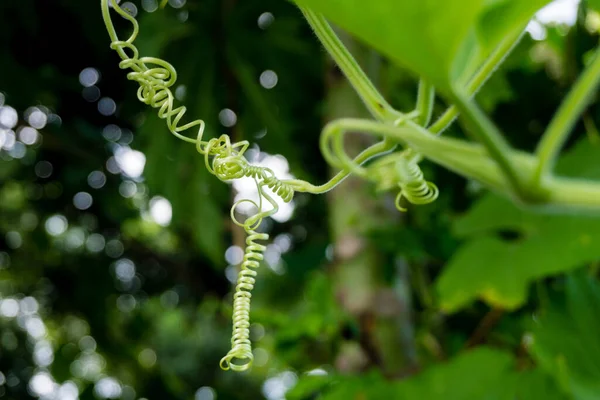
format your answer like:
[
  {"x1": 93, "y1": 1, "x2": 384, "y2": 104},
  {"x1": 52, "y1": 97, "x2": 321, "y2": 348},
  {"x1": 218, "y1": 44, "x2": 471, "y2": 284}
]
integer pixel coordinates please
[{"x1": 1, "y1": 0, "x2": 600, "y2": 399}]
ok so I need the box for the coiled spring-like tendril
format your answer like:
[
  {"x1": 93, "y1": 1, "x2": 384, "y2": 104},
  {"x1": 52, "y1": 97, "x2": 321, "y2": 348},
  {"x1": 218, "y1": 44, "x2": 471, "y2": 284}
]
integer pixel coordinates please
[
  {"x1": 394, "y1": 152, "x2": 439, "y2": 212},
  {"x1": 319, "y1": 117, "x2": 439, "y2": 211},
  {"x1": 101, "y1": 0, "x2": 440, "y2": 373},
  {"x1": 220, "y1": 228, "x2": 268, "y2": 371},
  {"x1": 101, "y1": 0, "x2": 296, "y2": 372}
]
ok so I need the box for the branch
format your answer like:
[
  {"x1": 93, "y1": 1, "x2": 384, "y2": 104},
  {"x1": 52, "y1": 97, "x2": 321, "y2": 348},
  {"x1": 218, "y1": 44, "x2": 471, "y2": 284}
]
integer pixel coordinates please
[{"x1": 534, "y1": 46, "x2": 600, "y2": 184}]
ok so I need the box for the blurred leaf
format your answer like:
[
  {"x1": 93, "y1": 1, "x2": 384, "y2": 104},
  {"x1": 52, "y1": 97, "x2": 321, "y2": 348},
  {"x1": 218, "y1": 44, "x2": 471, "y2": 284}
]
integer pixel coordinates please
[
  {"x1": 393, "y1": 347, "x2": 517, "y2": 400},
  {"x1": 477, "y1": 0, "x2": 551, "y2": 52},
  {"x1": 529, "y1": 272, "x2": 600, "y2": 399},
  {"x1": 437, "y1": 139, "x2": 600, "y2": 312},
  {"x1": 293, "y1": 0, "x2": 483, "y2": 92},
  {"x1": 292, "y1": 348, "x2": 518, "y2": 399},
  {"x1": 516, "y1": 369, "x2": 569, "y2": 400},
  {"x1": 292, "y1": 0, "x2": 549, "y2": 92},
  {"x1": 286, "y1": 374, "x2": 332, "y2": 400},
  {"x1": 275, "y1": 272, "x2": 345, "y2": 345}
]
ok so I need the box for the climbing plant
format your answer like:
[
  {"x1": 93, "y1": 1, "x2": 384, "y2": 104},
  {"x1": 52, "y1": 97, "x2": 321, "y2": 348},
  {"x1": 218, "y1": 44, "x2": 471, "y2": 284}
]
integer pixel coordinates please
[{"x1": 101, "y1": 0, "x2": 600, "y2": 373}]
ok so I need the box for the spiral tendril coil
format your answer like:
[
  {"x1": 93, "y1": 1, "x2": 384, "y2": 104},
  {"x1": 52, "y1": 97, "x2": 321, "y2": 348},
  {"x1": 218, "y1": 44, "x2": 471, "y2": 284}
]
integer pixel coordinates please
[
  {"x1": 102, "y1": 0, "x2": 298, "y2": 372},
  {"x1": 395, "y1": 154, "x2": 439, "y2": 212},
  {"x1": 101, "y1": 0, "x2": 441, "y2": 373},
  {"x1": 219, "y1": 228, "x2": 268, "y2": 371}
]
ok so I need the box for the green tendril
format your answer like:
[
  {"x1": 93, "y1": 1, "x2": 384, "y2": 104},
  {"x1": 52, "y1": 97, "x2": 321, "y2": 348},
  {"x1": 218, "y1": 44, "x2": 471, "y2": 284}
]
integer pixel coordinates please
[
  {"x1": 101, "y1": 0, "x2": 300, "y2": 372},
  {"x1": 101, "y1": 0, "x2": 444, "y2": 373},
  {"x1": 393, "y1": 151, "x2": 439, "y2": 212}
]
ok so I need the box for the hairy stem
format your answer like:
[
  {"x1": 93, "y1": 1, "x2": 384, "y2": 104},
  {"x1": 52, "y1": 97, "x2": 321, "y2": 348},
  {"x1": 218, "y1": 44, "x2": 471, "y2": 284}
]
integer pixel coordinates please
[
  {"x1": 300, "y1": 7, "x2": 403, "y2": 123},
  {"x1": 415, "y1": 80, "x2": 435, "y2": 127},
  {"x1": 534, "y1": 47, "x2": 600, "y2": 184},
  {"x1": 429, "y1": 28, "x2": 526, "y2": 135}
]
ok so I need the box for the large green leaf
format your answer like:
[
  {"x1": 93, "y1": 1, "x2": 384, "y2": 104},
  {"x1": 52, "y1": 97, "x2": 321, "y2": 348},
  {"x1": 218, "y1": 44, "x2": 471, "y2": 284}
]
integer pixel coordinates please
[
  {"x1": 290, "y1": 348, "x2": 529, "y2": 399},
  {"x1": 437, "y1": 139, "x2": 600, "y2": 312},
  {"x1": 293, "y1": 0, "x2": 550, "y2": 93},
  {"x1": 516, "y1": 369, "x2": 568, "y2": 400},
  {"x1": 530, "y1": 273, "x2": 600, "y2": 399}
]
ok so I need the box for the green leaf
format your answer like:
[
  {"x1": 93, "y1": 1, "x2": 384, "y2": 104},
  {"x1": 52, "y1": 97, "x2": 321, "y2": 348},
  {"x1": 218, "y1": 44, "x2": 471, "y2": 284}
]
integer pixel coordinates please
[
  {"x1": 395, "y1": 347, "x2": 517, "y2": 400},
  {"x1": 309, "y1": 348, "x2": 518, "y2": 400},
  {"x1": 302, "y1": 349, "x2": 564, "y2": 399},
  {"x1": 477, "y1": 0, "x2": 552, "y2": 53},
  {"x1": 294, "y1": 0, "x2": 485, "y2": 92},
  {"x1": 293, "y1": 0, "x2": 550, "y2": 93},
  {"x1": 286, "y1": 375, "x2": 332, "y2": 400},
  {"x1": 530, "y1": 273, "x2": 600, "y2": 399},
  {"x1": 437, "y1": 139, "x2": 600, "y2": 312},
  {"x1": 516, "y1": 369, "x2": 568, "y2": 400}
]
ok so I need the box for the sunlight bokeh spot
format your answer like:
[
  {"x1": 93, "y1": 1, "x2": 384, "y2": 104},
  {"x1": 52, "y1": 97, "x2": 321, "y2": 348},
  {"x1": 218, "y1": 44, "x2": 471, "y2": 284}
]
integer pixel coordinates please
[
  {"x1": 218, "y1": 108, "x2": 237, "y2": 127},
  {"x1": 45, "y1": 215, "x2": 68, "y2": 236},
  {"x1": 73, "y1": 191, "x2": 93, "y2": 210},
  {"x1": 0, "y1": 106, "x2": 18, "y2": 129},
  {"x1": 88, "y1": 170, "x2": 107, "y2": 189},
  {"x1": 260, "y1": 70, "x2": 278, "y2": 89},
  {"x1": 79, "y1": 67, "x2": 100, "y2": 87},
  {"x1": 258, "y1": 12, "x2": 274, "y2": 29},
  {"x1": 149, "y1": 196, "x2": 172, "y2": 226},
  {"x1": 19, "y1": 126, "x2": 39, "y2": 145},
  {"x1": 98, "y1": 97, "x2": 117, "y2": 116}
]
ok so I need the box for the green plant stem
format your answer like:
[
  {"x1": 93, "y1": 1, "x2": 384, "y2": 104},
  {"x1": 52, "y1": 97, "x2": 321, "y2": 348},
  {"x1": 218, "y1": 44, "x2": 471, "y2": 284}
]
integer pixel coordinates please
[
  {"x1": 429, "y1": 28, "x2": 526, "y2": 135},
  {"x1": 545, "y1": 176, "x2": 600, "y2": 210},
  {"x1": 285, "y1": 137, "x2": 395, "y2": 193},
  {"x1": 450, "y1": 91, "x2": 535, "y2": 200},
  {"x1": 291, "y1": 117, "x2": 600, "y2": 210},
  {"x1": 534, "y1": 47, "x2": 600, "y2": 184},
  {"x1": 300, "y1": 7, "x2": 403, "y2": 123},
  {"x1": 287, "y1": 118, "x2": 515, "y2": 194},
  {"x1": 415, "y1": 80, "x2": 435, "y2": 127}
]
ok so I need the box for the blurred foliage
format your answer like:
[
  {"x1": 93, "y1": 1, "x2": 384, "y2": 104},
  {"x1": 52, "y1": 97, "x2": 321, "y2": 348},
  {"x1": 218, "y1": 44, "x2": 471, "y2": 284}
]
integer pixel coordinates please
[
  {"x1": 294, "y1": 0, "x2": 552, "y2": 92},
  {"x1": 1, "y1": 1, "x2": 600, "y2": 400},
  {"x1": 437, "y1": 139, "x2": 600, "y2": 312}
]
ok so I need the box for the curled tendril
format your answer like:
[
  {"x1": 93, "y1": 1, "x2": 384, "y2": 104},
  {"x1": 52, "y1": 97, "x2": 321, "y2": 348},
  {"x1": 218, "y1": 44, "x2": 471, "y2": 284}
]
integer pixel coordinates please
[
  {"x1": 101, "y1": 0, "x2": 440, "y2": 373},
  {"x1": 102, "y1": 0, "x2": 297, "y2": 372},
  {"x1": 219, "y1": 227, "x2": 268, "y2": 371},
  {"x1": 394, "y1": 152, "x2": 439, "y2": 212},
  {"x1": 319, "y1": 116, "x2": 439, "y2": 211},
  {"x1": 221, "y1": 183, "x2": 292, "y2": 371}
]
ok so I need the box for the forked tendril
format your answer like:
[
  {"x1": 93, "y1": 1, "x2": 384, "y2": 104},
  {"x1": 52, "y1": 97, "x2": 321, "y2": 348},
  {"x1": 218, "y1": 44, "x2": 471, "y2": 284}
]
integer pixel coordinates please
[
  {"x1": 317, "y1": 114, "x2": 439, "y2": 211},
  {"x1": 101, "y1": 0, "x2": 441, "y2": 372}
]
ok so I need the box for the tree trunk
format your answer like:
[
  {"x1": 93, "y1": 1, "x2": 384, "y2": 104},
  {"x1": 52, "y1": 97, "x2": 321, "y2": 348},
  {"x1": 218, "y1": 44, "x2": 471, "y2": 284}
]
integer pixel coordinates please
[{"x1": 324, "y1": 35, "x2": 418, "y2": 376}]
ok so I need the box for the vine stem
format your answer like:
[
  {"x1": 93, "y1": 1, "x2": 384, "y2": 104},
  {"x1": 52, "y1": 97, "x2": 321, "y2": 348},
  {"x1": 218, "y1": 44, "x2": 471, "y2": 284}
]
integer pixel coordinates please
[
  {"x1": 449, "y1": 91, "x2": 533, "y2": 200},
  {"x1": 289, "y1": 117, "x2": 600, "y2": 210},
  {"x1": 429, "y1": 27, "x2": 526, "y2": 135},
  {"x1": 415, "y1": 80, "x2": 435, "y2": 127},
  {"x1": 300, "y1": 6, "x2": 403, "y2": 123},
  {"x1": 534, "y1": 47, "x2": 600, "y2": 185}
]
